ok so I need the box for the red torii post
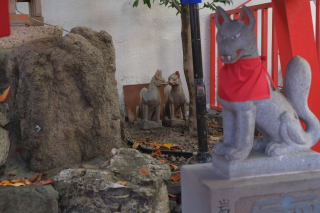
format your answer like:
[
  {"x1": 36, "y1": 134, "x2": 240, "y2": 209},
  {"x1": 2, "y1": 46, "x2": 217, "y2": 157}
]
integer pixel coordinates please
[{"x1": 272, "y1": 0, "x2": 320, "y2": 151}]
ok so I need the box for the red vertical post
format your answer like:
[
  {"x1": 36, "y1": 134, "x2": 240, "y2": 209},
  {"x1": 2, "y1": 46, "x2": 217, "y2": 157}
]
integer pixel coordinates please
[
  {"x1": 234, "y1": 13, "x2": 239, "y2": 20},
  {"x1": 272, "y1": 14, "x2": 279, "y2": 88},
  {"x1": 210, "y1": 14, "x2": 216, "y2": 110},
  {"x1": 0, "y1": 0, "x2": 10, "y2": 38},
  {"x1": 253, "y1": 10, "x2": 258, "y2": 37},
  {"x1": 316, "y1": 0, "x2": 320, "y2": 65},
  {"x1": 261, "y1": 8, "x2": 268, "y2": 68},
  {"x1": 272, "y1": 0, "x2": 320, "y2": 151}
]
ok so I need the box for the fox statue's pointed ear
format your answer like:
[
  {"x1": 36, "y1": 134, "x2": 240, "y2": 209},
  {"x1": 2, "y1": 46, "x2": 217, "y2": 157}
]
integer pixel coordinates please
[
  {"x1": 175, "y1": 71, "x2": 180, "y2": 78},
  {"x1": 238, "y1": 6, "x2": 255, "y2": 30},
  {"x1": 155, "y1": 69, "x2": 160, "y2": 79},
  {"x1": 215, "y1": 7, "x2": 231, "y2": 29}
]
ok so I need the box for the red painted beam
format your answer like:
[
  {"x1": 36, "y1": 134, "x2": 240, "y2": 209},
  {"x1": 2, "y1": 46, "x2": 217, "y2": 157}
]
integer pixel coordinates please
[
  {"x1": 0, "y1": 0, "x2": 10, "y2": 38},
  {"x1": 272, "y1": 0, "x2": 320, "y2": 151}
]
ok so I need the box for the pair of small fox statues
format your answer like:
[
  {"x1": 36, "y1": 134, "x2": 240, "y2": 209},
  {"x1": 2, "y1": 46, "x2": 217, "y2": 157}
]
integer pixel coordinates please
[{"x1": 136, "y1": 70, "x2": 187, "y2": 124}]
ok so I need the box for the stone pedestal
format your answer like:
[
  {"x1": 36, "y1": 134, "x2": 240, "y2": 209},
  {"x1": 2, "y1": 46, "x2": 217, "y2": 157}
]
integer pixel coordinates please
[
  {"x1": 134, "y1": 120, "x2": 162, "y2": 130},
  {"x1": 181, "y1": 150, "x2": 320, "y2": 213},
  {"x1": 163, "y1": 118, "x2": 187, "y2": 127}
]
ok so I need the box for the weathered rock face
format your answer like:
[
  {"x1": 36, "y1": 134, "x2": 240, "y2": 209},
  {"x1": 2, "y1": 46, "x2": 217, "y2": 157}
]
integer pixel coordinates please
[
  {"x1": 0, "y1": 127, "x2": 10, "y2": 167},
  {"x1": 0, "y1": 185, "x2": 59, "y2": 213},
  {"x1": 53, "y1": 148, "x2": 171, "y2": 213},
  {"x1": 5, "y1": 27, "x2": 121, "y2": 171}
]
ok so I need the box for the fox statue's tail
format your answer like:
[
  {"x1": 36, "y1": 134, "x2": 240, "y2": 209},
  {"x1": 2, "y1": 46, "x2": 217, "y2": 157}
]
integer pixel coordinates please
[{"x1": 284, "y1": 56, "x2": 320, "y2": 146}]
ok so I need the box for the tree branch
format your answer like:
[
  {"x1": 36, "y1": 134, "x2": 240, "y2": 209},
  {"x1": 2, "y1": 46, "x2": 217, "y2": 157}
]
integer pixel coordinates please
[{"x1": 170, "y1": 1, "x2": 181, "y2": 13}]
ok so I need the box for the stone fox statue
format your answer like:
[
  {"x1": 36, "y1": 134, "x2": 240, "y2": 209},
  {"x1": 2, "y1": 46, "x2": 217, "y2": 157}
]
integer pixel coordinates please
[
  {"x1": 213, "y1": 5, "x2": 320, "y2": 161},
  {"x1": 136, "y1": 69, "x2": 168, "y2": 122},
  {"x1": 163, "y1": 71, "x2": 187, "y2": 120}
]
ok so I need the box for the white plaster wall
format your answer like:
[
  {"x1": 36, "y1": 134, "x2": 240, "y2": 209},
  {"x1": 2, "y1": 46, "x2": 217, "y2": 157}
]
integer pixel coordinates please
[{"x1": 16, "y1": 0, "x2": 293, "y2": 116}]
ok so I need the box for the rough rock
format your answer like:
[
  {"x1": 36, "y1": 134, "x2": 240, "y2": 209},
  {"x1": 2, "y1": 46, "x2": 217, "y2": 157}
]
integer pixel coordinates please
[
  {"x1": 53, "y1": 148, "x2": 171, "y2": 213},
  {"x1": 0, "y1": 185, "x2": 59, "y2": 213},
  {"x1": 5, "y1": 27, "x2": 121, "y2": 171},
  {"x1": 0, "y1": 127, "x2": 10, "y2": 167},
  {"x1": 0, "y1": 103, "x2": 10, "y2": 127}
]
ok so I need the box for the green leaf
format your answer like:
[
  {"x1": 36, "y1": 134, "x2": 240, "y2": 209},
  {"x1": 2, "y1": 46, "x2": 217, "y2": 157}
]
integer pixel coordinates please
[
  {"x1": 144, "y1": 0, "x2": 151, "y2": 8},
  {"x1": 168, "y1": 141, "x2": 176, "y2": 145},
  {"x1": 133, "y1": 0, "x2": 139, "y2": 7}
]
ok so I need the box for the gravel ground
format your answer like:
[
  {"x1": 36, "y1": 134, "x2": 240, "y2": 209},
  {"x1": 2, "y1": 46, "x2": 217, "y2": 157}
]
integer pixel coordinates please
[{"x1": 126, "y1": 113, "x2": 223, "y2": 169}]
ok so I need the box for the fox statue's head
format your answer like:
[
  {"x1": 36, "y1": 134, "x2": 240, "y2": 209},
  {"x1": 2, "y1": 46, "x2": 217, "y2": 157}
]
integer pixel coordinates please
[
  {"x1": 152, "y1": 69, "x2": 168, "y2": 87},
  {"x1": 167, "y1": 71, "x2": 181, "y2": 86},
  {"x1": 215, "y1": 6, "x2": 259, "y2": 64}
]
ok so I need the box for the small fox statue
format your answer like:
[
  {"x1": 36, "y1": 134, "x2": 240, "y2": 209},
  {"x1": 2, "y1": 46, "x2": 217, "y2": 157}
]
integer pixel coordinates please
[
  {"x1": 213, "y1": 6, "x2": 320, "y2": 161},
  {"x1": 136, "y1": 69, "x2": 168, "y2": 122},
  {"x1": 163, "y1": 71, "x2": 187, "y2": 121}
]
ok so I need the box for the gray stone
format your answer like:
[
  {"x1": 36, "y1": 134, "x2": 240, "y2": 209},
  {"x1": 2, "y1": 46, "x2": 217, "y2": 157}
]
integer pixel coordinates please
[
  {"x1": 5, "y1": 27, "x2": 121, "y2": 171},
  {"x1": 182, "y1": 163, "x2": 320, "y2": 213},
  {"x1": 213, "y1": 6, "x2": 320, "y2": 161},
  {"x1": 167, "y1": 182, "x2": 181, "y2": 196},
  {"x1": 0, "y1": 103, "x2": 9, "y2": 127},
  {"x1": 0, "y1": 127, "x2": 10, "y2": 167},
  {"x1": 163, "y1": 119, "x2": 187, "y2": 127},
  {"x1": 134, "y1": 120, "x2": 162, "y2": 130},
  {"x1": 169, "y1": 200, "x2": 177, "y2": 212},
  {"x1": 53, "y1": 148, "x2": 171, "y2": 213},
  {"x1": 171, "y1": 204, "x2": 182, "y2": 213},
  {"x1": 0, "y1": 185, "x2": 59, "y2": 213},
  {"x1": 211, "y1": 150, "x2": 320, "y2": 179}
]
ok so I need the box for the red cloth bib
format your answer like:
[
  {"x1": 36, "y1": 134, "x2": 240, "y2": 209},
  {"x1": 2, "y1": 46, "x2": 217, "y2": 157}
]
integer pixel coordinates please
[
  {"x1": 0, "y1": 0, "x2": 10, "y2": 38},
  {"x1": 218, "y1": 57, "x2": 276, "y2": 102}
]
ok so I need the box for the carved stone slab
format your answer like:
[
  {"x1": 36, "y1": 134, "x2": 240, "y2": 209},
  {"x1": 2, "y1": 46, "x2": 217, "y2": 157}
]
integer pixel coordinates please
[
  {"x1": 133, "y1": 120, "x2": 162, "y2": 130},
  {"x1": 181, "y1": 163, "x2": 320, "y2": 213},
  {"x1": 211, "y1": 150, "x2": 320, "y2": 179}
]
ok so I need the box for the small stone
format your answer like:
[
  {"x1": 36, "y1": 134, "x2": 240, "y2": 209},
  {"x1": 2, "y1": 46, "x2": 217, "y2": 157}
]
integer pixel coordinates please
[
  {"x1": 179, "y1": 157, "x2": 185, "y2": 162},
  {"x1": 169, "y1": 200, "x2": 177, "y2": 211},
  {"x1": 6, "y1": 170, "x2": 17, "y2": 176},
  {"x1": 160, "y1": 155, "x2": 165, "y2": 158},
  {"x1": 171, "y1": 156, "x2": 176, "y2": 161},
  {"x1": 172, "y1": 204, "x2": 182, "y2": 213}
]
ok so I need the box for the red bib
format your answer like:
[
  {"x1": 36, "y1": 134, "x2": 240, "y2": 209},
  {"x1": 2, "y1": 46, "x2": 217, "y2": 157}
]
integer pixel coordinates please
[
  {"x1": 218, "y1": 57, "x2": 276, "y2": 102},
  {"x1": 0, "y1": 0, "x2": 10, "y2": 38}
]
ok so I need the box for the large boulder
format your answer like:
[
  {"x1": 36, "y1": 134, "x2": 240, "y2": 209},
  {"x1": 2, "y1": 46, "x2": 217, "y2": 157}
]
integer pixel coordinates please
[
  {"x1": 5, "y1": 27, "x2": 121, "y2": 171},
  {"x1": 0, "y1": 185, "x2": 59, "y2": 213},
  {"x1": 53, "y1": 148, "x2": 171, "y2": 213},
  {"x1": 0, "y1": 127, "x2": 10, "y2": 168}
]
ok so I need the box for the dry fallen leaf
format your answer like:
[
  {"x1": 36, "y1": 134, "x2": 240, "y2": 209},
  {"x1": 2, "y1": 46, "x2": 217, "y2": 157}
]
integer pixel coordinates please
[
  {"x1": 170, "y1": 145, "x2": 179, "y2": 150},
  {"x1": 168, "y1": 193, "x2": 177, "y2": 198},
  {"x1": 3, "y1": 183, "x2": 25, "y2": 187},
  {"x1": 132, "y1": 142, "x2": 141, "y2": 149},
  {"x1": 137, "y1": 138, "x2": 147, "y2": 142},
  {"x1": 41, "y1": 172, "x2": 50, "y2": 180},
  {"x1": 169, "y1": 165, "x2": 178, "y2": 171},
  {"x1": 31, "y1": 173, "x2": 41, "y2": 183},
  {"x1": 0, "y1": 180, "x2": 10, "y2": 186},
  {"x1": 208, "y1": 124, "x2": 219, "y2": 128},
  {"x1": 209, "y1": 148, "x2": 213, "y2": 151},
  {"x1": 0, "y1": 86, "x2": 10, "y2": 102},
  {"x1": 151, "y1": 150, "x2": 162, "y2": 158},
  {"x1": 41, "y1": 180, "x2": 53, "y2": 185},
  {"x1": 208, "y1": 141, "x2": 215, "y2": 144},
  {"x1": 210, "y1": 136, "x2": 219, "y2": 141},
  {"x1": 25, "y1": 179, "x2": 32, "y2": 185},
  {"x1": 162, "y1": 144, "x2": 172, "y2": 150},
  {"x1": 212, "y1": 119, "x2": 215, "y2": 123},
  {"x1": 158, "y1": 159, "x2": 167, "y2": 164},
  {"x1": 149, "y1": 142, "x2": 158, "y2": 146},
  {"x1": 116, "y1": 181, "x2": 127, "y2": 186},
  {"x1": 170, "y1": 173, "x2": 181, "y2": 182},
  {"x1": 154, "y1": 144, "x2": 163, "y2": 149},
  {"x1": 138, "y1": 167, "x2": 150, "y2": 176},
  {"x1": 12, "y1": 178, "x2": 24, "y2": 183},
  {"x1": 180, "y1": 134, "x2": 184, "y2": 136}
]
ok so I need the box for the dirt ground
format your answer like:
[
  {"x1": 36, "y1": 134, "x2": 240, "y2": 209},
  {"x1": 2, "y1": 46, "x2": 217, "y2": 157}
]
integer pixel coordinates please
[{"x1": 125, "y1": 112, "x2": 224, "y2": 170}]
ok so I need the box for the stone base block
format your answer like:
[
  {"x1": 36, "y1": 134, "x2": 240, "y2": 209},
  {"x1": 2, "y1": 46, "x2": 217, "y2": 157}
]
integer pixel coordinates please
[
  {"x1": 163, "y1": 118, "x2": 187, "y2": 127},
  {"x1": 181, "y1": 163, "x2": 320, "y2": 213},
  {"x1": 211, "y1": 150, "x2": 320, "y2": 179},
  {"x1": 134, "y1": 120, "x2": 162, "y2": 130}
]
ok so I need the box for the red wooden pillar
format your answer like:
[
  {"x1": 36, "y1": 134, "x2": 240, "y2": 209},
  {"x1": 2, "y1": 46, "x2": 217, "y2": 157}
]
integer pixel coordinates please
[
  {"x1": 0, "y1": 0, "x2": 10, "y2": 38},
  {"x1": 272, "y1": 0, "x2": 320, "y2": 151}
]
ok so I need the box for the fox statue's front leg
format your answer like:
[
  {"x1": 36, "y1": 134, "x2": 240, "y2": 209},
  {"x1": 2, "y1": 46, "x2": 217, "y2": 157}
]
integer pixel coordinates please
[{"x1": 215, "y1": 98, "x2": 256, "y2": 160}]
